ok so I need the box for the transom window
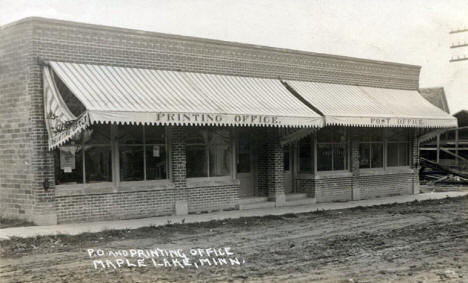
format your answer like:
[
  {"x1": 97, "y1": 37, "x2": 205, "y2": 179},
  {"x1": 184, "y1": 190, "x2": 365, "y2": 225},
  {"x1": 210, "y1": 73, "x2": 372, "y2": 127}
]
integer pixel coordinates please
[{"x1": 185, "y1": 127, "x2": 232, "y2": 178}]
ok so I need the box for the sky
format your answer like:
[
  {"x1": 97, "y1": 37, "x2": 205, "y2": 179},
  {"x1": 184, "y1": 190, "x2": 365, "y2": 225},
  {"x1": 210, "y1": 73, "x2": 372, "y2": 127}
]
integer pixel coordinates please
[{"x1": 1, "y1": 0, "x2": 467, "y2": 113}]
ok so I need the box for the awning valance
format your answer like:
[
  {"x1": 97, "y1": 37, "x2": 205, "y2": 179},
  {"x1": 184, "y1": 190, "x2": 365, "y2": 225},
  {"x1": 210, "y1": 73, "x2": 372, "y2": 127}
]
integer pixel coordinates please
[
  {"x1": 285, "y1": 80, "x2": 458, "y2": 128},
  {"x1": 43, "y1": 62, "x2": 323, "y2": 149}
]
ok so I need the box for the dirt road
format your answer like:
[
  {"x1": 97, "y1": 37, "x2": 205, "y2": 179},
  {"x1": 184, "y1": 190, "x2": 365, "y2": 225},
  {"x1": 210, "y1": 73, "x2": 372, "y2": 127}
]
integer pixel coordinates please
[{"x1": 1, "y1": 196, "x2": 467, "y2": 282}]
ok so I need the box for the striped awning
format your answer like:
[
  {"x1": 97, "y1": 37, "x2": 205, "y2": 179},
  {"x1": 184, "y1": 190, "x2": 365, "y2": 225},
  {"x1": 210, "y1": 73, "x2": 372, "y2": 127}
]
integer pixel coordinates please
[
  {"x1": 285, "y1": 80, "x2": 458, "y2": 128},
  {"x1": 43, "y1": 62, "x2": 323, "y2": 149}
]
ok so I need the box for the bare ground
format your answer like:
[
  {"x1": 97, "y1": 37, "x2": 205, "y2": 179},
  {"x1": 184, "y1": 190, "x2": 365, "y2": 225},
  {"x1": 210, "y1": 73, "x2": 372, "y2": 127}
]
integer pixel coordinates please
[{"x1": 1, "y1": 196, "x2": 467, "y2": 282}]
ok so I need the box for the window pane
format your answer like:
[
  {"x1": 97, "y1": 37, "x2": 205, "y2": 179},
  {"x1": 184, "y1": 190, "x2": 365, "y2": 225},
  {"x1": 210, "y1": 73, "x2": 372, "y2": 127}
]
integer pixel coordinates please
[
  {"x1": 118, "y1": 125, "x2": 143, "y2": 144},
  {"x1": 317, "y1": 144, "x2": 333, "y2": 171},
  {"x1": 55, "y1": 147, "x2": 83, "y2": 184},
  {"x1": 146, "y1": 145, "x2": 167, "y2": 180},
  {"x1": 333, "y1": 144, "x2": 346, "y2": 170},
  {"x1": 209, "y1": 143, "x2": 232, "y2": 177},
  {"x1": 186, "y1": 145, "x2": 208, "y2": 177},
  {"x1": 237, "y1": 135, "x2": 250, "y2": 173},
  {"x1": 299, "y1": 136, "x2": 313, "y2": 172},
  {"x1": 85, "y1": 145, "x2": 112, "y2": 182},
  {"x1": 119, "y1": 146, "x2": 144, "y2": 181},
  {"x1": 387, "y1": 143, "x2": 399, "y2": 167},
  {"x1": 85, "y1": 124, "x2": 111, "y2": 144},
  {"x1": 209, "y1": 129, "x2": 231, "y2": 177},
  {"x1": 146, "y1": 126, "x2": 166, "y2": 144},
  {"x1": 399, "y1": 143, "x2": 409, "y2": 166},
  {"x1": 371, "y1": 143, "x2": 384, "y2": 168},
  {"x1": 359, "y1": 144, "x2": 371, "y2": 168}
]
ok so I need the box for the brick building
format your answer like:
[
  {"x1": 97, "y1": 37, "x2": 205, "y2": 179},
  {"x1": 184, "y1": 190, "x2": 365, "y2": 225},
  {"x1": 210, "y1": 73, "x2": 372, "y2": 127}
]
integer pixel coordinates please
[{"x1": 0, "y1": 17, "x2": 457, "y2": 225}]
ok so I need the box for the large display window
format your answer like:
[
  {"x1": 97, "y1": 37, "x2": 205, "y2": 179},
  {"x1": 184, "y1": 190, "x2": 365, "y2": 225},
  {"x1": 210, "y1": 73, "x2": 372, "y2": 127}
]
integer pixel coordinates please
[
  {"x1": 55, "y1": 124, "x2": 168, "y2": 186},
  {"x1": 359, "y1": 128, "x2": 384, "y2": 169},
  {"x1": 317, "y1": 127, "x2": 348, "y2": 171},
  {"x1": 186, "y1": 127, "x2": 232, "y2": 178}
]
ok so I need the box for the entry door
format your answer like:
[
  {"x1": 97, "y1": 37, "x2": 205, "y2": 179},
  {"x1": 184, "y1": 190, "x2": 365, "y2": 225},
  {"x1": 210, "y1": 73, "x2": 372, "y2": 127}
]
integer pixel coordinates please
[
  {"x1": 237, "y1": 133, "x2": 254, "y2": 197},
  {"x1": 283, "y1": 145, "x2": 294, "y2": 194}
]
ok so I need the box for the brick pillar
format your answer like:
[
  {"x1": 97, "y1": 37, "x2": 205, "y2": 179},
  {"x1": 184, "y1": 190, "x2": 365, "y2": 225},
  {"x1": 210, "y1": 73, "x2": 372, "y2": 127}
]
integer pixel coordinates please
[
  {"x1": 170, "y1": 126, "x2": 188, "y2": 215},
  {"x1": 350, "y1": 128, "x2": 361, "y2": 200},
  {"x1": 266, "y1": 128, "x2": 285, "y2": 206},
  {"x1": 411, "y1": 129, "x2": 420, "y2": 194},
  {"x1": 32, "y1": 63, "x2": 57, "y2": 225}
]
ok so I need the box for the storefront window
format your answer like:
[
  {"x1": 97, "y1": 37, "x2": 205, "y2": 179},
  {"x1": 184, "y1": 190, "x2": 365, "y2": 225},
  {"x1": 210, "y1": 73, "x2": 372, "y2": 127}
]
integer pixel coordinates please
[
  {"x1": 299, "y1": 136, "x2": 314, "y2": 173},
  {"x1": 186, "y1": 128, "x2": 232, "y2": 178},
  {"x1": 55, "y1": 124, "x2": 167, "y2": 185},
  {"x1": 317, "y1": 127, "x2": 348, "y2": 171},
  {"x1": 359, "y1": 128, "x2": 384, "y2": 169},
  {"x1": 118, "y1": 125, "x2": 167, "y2": 181},
  {"x1": 55, "y1": 124, "x2": 112, "y2": 185},
  {"x1": 387, "y1": 129, "x2": 409, "y2": 167}
]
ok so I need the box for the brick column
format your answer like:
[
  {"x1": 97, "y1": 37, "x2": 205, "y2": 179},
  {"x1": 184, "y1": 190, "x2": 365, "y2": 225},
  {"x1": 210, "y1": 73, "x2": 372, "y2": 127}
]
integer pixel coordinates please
[
  {"x1": 169, "y1": 126, "x2": 188, "y2": 215},
  {"x1": 266, "y1": 128, "x2": 285, "y2": 206},
  {"x1": 411, "y1": 129, "x2": 420, "y2": 194},
  {"x1": 350, "y1": 128, "x2": 361, "y2": 200},
  {"x1": 32, "y1": 62, "x2": 57, "y2": 225}
]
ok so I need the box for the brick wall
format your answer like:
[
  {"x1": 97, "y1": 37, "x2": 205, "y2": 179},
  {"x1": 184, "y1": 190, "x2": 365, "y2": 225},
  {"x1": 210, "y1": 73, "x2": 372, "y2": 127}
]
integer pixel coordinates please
[
  {"x1": 359, "y1": 173, "x2": 413, "y2": 199},
  {"x1": 187, "y1": 184, "x2": 239, "y2": 213},
  {"x1": 0, "y1": 23, "x2": 35, "y2": 221},
  {"x1": 296, "y1": 179, "x2": 315, "y2": 197},
  {"x1": 25, "y1": 18, "x2": 421, "y2": 90},
  {"x1": 56, "y1": 189, "x2": 175, "y2": 223},
  {"x1": 315, "y1": 177, "x2": 353, "y2": 202}
]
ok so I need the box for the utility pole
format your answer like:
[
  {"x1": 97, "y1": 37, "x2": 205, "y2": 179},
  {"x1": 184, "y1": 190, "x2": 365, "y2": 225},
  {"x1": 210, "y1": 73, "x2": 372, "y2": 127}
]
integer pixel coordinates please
[{"x1": 450, "y1": 27, "x2": 468, "y2": 63}]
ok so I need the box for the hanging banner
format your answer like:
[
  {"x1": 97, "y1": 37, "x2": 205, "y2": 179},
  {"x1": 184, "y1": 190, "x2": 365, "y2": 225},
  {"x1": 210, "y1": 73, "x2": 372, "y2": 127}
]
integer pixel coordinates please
[{"x1": 43, "y1": 65, "x2": 90, "y2": 149}]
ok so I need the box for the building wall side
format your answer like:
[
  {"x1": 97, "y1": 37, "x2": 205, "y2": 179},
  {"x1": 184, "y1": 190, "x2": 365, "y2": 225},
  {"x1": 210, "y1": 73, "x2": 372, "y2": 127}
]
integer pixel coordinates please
[{"x1": 0, "y1": 23, "x2": 36, "y2": 221}]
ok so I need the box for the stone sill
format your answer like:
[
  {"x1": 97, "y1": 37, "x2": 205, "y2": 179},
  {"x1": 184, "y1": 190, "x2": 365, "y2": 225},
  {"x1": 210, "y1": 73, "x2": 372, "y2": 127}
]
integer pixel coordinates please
[
  {"x1": 315, "y1": 171, "x2": 353, "y2": 179},
  {"x1": 296, "y1": 171, "x2": 352, "y2": 180},
  {"x1": 359, "y1": 167, "x2": 414, "y2": 176},
  {"x1": 186, "y1": 177, "x2": 240, "y2": 188},
  {"x1": 56, "y1": 180, "x2": 175, "y2": 197}
]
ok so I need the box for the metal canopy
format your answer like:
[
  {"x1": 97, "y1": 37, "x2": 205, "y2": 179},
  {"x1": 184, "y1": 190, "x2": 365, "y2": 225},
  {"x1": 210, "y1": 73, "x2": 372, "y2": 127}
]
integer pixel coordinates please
[
  {"x1": 285, "y1": 80, "x2": 458, "y2": 128},
  {"x1": 44, "y1": 61, "x2": 323, "y2": 149}
]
